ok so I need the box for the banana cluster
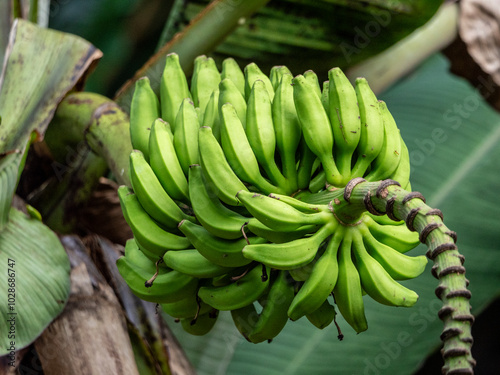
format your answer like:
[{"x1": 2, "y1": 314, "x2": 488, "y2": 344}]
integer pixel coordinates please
[{"x1": 116, "y1": 53, "x2": 425, "y2": 341}]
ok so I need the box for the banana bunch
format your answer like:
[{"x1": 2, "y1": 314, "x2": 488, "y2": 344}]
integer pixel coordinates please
[{"x1": 116, "y1": 53, "x2": 425, "y2": 340}]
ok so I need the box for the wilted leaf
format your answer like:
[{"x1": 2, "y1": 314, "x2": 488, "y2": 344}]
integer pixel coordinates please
[{"x1": 0, "y1": 207, "x2": 70, "y2": 355}]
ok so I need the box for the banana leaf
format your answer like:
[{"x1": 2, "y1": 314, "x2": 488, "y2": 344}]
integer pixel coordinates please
[
  {"x1": 162, "y1": 53, "x2": 499, "y2": 374},
  {"x1": 0, "y1": 207, "x2": 70, "y2": 355}
]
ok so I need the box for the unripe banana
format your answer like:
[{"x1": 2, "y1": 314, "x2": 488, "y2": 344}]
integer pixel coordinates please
[
  {"x1": 388, "y1": 135, "x2": 410, "y2": 188},
  {"x1": 221, "y1": 57, "x2": 245, "y2": 97},
  {"x1": 321, "y1": 80, "x2": 329, "y2": 113},
  {"x1": 160, "y1": 53, "x2": 191, "y2": 129},
  {"x1": 173, "y1": 98, "x2": 200, "y2": 175},
  {"x1": 287, "y1": 228, "x2": 343, "y2": 321},
  {"x1": 364, "y1": 101, "x2": 402, "y2": 182},
  {"x1": 293, "y1": 74, "x2": 342, "y2": 187},
  {"x1": 350, "y1": 77, "x2": 384, "y2": 178},
  {"x1": 328, "y1": 67, "x2": 361, "y2": 184},
  {"x1": 272, "y1": 73, "x2": 301, "y2": 190},
  {"x1": 352, "y1": 231, "x2": 418, "y2": 307},
  {"x1": 296, "y1": 136, "x2": 318, "y2": 190},
  {"x1": 362, "y1": 215, "x2": 420, "y2": 253},
  {"x1": 244, "y1": 62, "x2": 274, "y2": 101},
  {"x1": 201, "y1": 88, "x2": 221, "y2": 140},
  {"x1": 219, "y1": 78, "x2": 247, "y2": 128},
  {"x1": 303, "y1": 70, "x2": 322, "y2": 99},
  {"x1": 236, "y1": 190, "x2": 331, "y2": 232},
  {"x1": 246, "y1": 219, "x2": 319, "y2": 244},
  {"x1": 191, "y1": 55, "x2": 221, "y2": 116},
  {"x1": 180, "y1": 310, "x2": 219, "y2": 336},
  {"x1": 198, "y1": 264, "x2": 270, "y2": 310},
  {"x1": 333, "y1": 229, "x2": 368, "y2": 333},
  {"x1": 130, "y1": 77, "x2": 160, "y2": 160},
  {"x1": 148, "y1": 118, "x2": 190, "y2": 203},
  {"x1": 242, "y1": 222, "x2": 336, "y2": 270},
  {"x1": 306, "y1": 298, "x2": 336, "y2": 330},
  {"x1": 231, "y1": 303, "x2": 259, "y2": 341},
  {"x1": 129, "y1": 150, "x2": 192, "y2": 229},
  {"x1": 178, "y1": 219, "x2": 266, "y2": 267},
  {"x1": 123, "y1": 238, "x2": 157, "y2": 275},
  {"x1": 246, "y1": 80, "x2": 288, "y2": 190},
  {"x1": 161, "y1": 293, "x2": 213, "y2": 319},
  {"x1": 198, "y1": 126, "x2": 248, "y2": 206},
  {"x1": 163, "y1": 248, "x2": 232, "y2": 278},
  {"x1": 189, "y1": 164, "x2": 249, "y2": 240},
  {"x1": 118, "y1": 186, "x2": 191, "y2": 257},
  {"x1": 270, "y1": 65, "x2": 292, "y2": 91}
]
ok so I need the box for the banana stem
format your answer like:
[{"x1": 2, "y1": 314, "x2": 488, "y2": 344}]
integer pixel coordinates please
[{"x1": 316, "y1": 178, "x2": 474, "y2": 375}]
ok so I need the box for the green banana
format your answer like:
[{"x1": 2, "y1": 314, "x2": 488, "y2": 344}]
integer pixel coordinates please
[
  {"x1": 388, "y1": 135, "x2": 411, "y2": 188},
  {"x1": 161, "y1": 293, "x2": 213, "y2": 319},
  {"x1": 160, "y1": 53, "x2": 192, "y2": 129},
  {"x1": 350, "y1": 78, "x2": 384, "y2": 178},
  {"x1": 362, "y1": 215, "x2": 420, "y2": 253},
  {"x1": 352, "y1": 230, "x2": 418, "y2": 307},
  {"x1": 244, "y1": 62, "x2": 274, "y2": 101},
  {"x1": 306, "y1": 298, "x2": 337, "y2": 330},
  {"x1": 242, "y1": 222, "x2": 336, "y2": 270},
  {"x1": 148, "y1": 118, "x2": 190, "y2": 203},
  {"x1": 231, "y1": 303, "x2": 259, "y2": 341},
  {"x1": 246, "y1": 219, "x2": 319, "y2": 244},
  {"x1": 173, "y1": 98, "x2": 200, "y2": 175},
  {"x1": 129, "y1": 150, "x2": 192, "y2": 229},
  {"x1": 333, "y1": 228, "x2": 368, "y2": 333},
  {"x1": 269, "y1": 65, "x2": 292, "y2": 91},
  {"x1": 198, "y1": 126, "x2": 248, "y2": 206},
  {"x1": 180, "y1": 311, "x2": 219, "y2": 336},
  {"x1": 358, "y1": 223, "x2": 427, "y2": 280},
  {"x1": 303, "y1": 70, "x2": 322, "y2": 99},
  {"x1": 246, "y1": 79, "x2": 288, "y2": 190},
  {"x1": 118, "y1": 186, "x2": 191, "y2": 257},
  {"x1": 178, "y1": 219, "x2": 266, "y2": 267},
  {"x1": 364, "y1": 101, "x2": 402, "y2": 182},
  {"x1": 198, "y1": 264, "x2": 270, "y2": 310},
  {"x1": 191, "y1": 55, "x2": 221, "y2": 116},
  {"x1": 129, "y1": 77, "x2": 160, "y2": 160},
  {"x1": 219, "y1": 102, "x2": 282, "y2": 194},
  {"x1": 189, "y1": 164, "x2": 249, "y2": 240},
  {"x1": 236, "y1": 190, "x2": 331, "y2": 232},
  {"x1": 293, "y1": 74, "x2": 342, "y2": 187},
  {"x1": 248, "y1": 270, "x2": 295, "y2": 343},
  {"x1": 219, "y1": 78, "x2": 247, "y2": 128},
  {"x1": 123, "y1": 238, "x2": 157, "y2": 275},
  {"x1": 201, "y1": 88, "x2": 220, "y2": 140},
  {"x1": 163, "y1": 249, "x2": 232, "y2": 278},
  {"x1": 328, "y1": 67, "x2": 361, "y2": 184},
  {"x1": 221, "y1": 57, "x2": 245, "y2": 97},
  {"x1": 296, "y1": 136, "x2": 318, "y2": 190},
  {"x1": 267, "y1": 193, "x2": 327, "y2": 213},
  {"x1": 116, "y1": 256, "x2": 197, "y2": 303},
  {"x1": 287, "y1": 228, "x2": 343, "y2": 321},
  {"x1": 272, "y1": 73, "x2": 301, "y2": 190},
  {"x1": 321, "y1": 80, "x2": 329, "y2": 113}
]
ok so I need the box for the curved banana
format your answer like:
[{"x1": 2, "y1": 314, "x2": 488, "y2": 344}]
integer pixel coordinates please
[
  {"x1": 242, "y1": 222, "x2": 336, "y2": 270},
  {"x1": 218, "y1": 78, "x2": 247, "y2": 128},
  {"x1": 246, "y1": 219, "x2": 318, "y2": 244},
  {"x1": 219, "y1": 103, "x2": 282, "y2": 194},
  {"x1": 161, "y1": 293, "x2": 213, "y2": 319},
  {"x1": 160, "y1": 53, "x2": 192, "y2": 129},
  {"x1": 236, "y1": 190, "x2": 331, "y2": 232},
  {"x1": 364, "y1": 101, "x2": 402, "y2": 182},
  {"x1": 173, "y1": 98, "x2": 200, "y2": 175},
  {"x1": 244, "y1": 62, "x2": 274, "y2": 101},
  {"x1": 246, "y1": 79, "x2": 288, "y2": 190},
  {"x1": 118, "y1": 186, "x2": 191, "y2": 257},
  {"x1": 116, "y1": 256, "x2": 197, "y2": 303},
  {"x1": 388, "y1": 136, "x2": 410, "y2": 188},
  {"x1": 178, "y1": 219, "x2": 265, "y2": 267},
  {"x1": 221, "y1": 57, "x2": 245, "y2": 97},
  {"x1": 328, "y1": 68, "x2": 361, "y2": 184},
  {"x1": 189, "y1": 164, "x2": 249, "y2": 240},
  {"x1": 198, "y1": 126, "x2": 248, "y2": 206},
  {"x1": 333, "y1": 229, "x2": 368, "y2": 333},
  {"x1": 362, "y1": 215, "x2": 420, "y2": 253},
  {"x1": 191, "y1": 55, "x2": 221, "y2": 116},
  {"x1": 306, "y1": 298, "x2": 336, "y2": 330},
  {"x1": 293, "y1": 74, "x2": 342, "y2": 187},
  {"x1": 352, "y1": 230, "x2": 418, "y2": 307},
  {"x1": 201, "y1": 88, "x2": 220, "y2": 140},
  {"x1": 148, "y1": 118, "x2": 190, "y2": 203},
  {"x1": 272, "y1": 73, "x2": 301, "y2": 190},
  {"x1": 350, "y1": 77, "x2": 384, "y2": 178},
  {"x1": 231, "y1": 303, "x2": 259, "y2": 341},
  {"x1": 180, "y1": 310, "x2": 219, "y2": 336},
  {"x1": 248, "y1": 270, "x2": 295, "y2": 343},
  {"x1": 287, "y1": 228, "x2": 343, "y2": 321},
  {"x1": 129, "y1": 77, "x2": 160, "y2": 160},
  {"x1": 129, "y1": 150, "x2": 192, "y2": 229},
  {"x1": 198, "y1": 264, "x2": 270, "y2": 310},
  {"x1": 123, "y1": 238, "x2": 157, "y2": 275},
  {"x1": 267, "y1": 193, "x2": 327, "y2": 213},
  {"x1": 163, "y1": 249, "x2": 232, "y2": 278},
  {"x1": 358, "y1": 222, "x2": 427, "y2": 280}
]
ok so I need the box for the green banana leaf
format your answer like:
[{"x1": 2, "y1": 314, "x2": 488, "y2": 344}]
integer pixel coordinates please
[
  {"x1": 0, "y1": 207, "x2": 70, "y2": 355},
  {"x1": 162, "y1": 53, "x2": 499, "y2": 374},
  {"x1": 0, "y1": 19, "x2": 102, "y2": 228}
]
